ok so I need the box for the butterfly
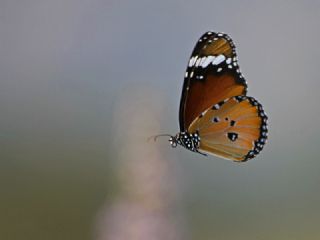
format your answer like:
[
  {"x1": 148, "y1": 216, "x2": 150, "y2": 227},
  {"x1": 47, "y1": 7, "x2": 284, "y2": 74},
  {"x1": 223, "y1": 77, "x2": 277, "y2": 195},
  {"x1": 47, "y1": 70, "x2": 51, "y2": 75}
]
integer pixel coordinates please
[{"x1": 153, "y1": 31, "x2": 268, "y2": 162}]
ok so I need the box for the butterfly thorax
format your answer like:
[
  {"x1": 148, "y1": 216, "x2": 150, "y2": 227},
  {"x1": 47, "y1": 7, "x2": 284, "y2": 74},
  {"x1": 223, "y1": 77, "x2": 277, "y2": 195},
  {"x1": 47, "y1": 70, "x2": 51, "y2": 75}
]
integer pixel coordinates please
[{"x1": 169, "y1": 131, "x2": 201, "y2": 152}]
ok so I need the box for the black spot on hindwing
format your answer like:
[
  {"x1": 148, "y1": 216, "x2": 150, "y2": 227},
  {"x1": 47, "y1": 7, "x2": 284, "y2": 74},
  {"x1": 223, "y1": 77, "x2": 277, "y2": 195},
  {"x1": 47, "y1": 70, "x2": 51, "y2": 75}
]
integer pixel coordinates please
[{"x1": 227, "y1": 132, "x2": 238, "y2": 142}]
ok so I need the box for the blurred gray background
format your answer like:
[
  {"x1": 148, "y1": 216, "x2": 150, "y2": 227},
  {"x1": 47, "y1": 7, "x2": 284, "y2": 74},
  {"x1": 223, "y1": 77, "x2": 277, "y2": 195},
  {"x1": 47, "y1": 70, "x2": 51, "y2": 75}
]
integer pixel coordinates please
[{"x1": 1, "y1": 1, "x2": 320, "y2": 239}]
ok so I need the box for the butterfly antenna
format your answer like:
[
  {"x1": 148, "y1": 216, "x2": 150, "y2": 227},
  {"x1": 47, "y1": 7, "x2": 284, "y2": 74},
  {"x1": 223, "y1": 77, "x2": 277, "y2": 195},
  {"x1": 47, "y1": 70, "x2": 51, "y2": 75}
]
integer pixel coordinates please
[{"x1": 147, "y1": 134, "x2": 172, "y2": 142}]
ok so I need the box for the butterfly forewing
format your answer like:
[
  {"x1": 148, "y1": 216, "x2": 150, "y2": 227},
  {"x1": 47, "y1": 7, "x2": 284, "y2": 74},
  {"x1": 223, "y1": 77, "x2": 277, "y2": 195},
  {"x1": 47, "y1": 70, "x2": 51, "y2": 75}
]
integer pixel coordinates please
[
  {"x1": 179, "y1": 32, "x2": 247, "y2": 131},
  {"x1": 188, "y1": 96, "x2": 268, "y2": 162}
]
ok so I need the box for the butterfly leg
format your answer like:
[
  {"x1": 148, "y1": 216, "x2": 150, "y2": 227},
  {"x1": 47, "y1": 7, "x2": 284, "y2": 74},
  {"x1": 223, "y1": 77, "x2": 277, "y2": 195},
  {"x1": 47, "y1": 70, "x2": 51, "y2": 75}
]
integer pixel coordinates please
[{"x1": 196, "y1": 149, "x2": 207, "y2": 156}]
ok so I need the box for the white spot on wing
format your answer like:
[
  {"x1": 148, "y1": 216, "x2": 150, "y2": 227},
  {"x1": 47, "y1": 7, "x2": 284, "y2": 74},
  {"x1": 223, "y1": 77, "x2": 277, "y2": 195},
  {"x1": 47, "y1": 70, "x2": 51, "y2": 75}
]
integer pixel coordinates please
[
  {"x1": 201, "y1": 56, "x2": 214, "y2": 68},
  {"x1": 212, "y1": 55, "x2": 226, "y2": 65},
  {"x1": 199, "y1": 57, "x2": 206, "y2": 66},
  {"x1": 195, "y1": 58, "x2": 201, "y2": 67},
  {"x1": 188, "y1": 56, "x2": 198, "y2": 67}
]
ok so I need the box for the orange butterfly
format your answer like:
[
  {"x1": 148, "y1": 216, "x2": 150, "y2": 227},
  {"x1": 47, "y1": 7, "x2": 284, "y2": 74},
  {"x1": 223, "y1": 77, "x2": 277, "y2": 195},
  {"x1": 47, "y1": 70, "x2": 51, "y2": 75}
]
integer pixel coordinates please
[{"x1": 154, "y1": 32, "x2": 268, "y2": 162}]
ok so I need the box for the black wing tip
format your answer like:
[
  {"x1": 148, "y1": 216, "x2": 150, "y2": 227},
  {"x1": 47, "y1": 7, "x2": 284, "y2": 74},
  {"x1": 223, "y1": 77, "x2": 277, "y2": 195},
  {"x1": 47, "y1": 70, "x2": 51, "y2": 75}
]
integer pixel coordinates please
[
  {"x1": 198, "y1": 31, "x2": 246, "y2": 87},
  {"x1": 199, "y1": 31, "x2": 234, "y2": 44},
  {"x1": 202, "y1": 31, "x2": 231, "y2": 37}
]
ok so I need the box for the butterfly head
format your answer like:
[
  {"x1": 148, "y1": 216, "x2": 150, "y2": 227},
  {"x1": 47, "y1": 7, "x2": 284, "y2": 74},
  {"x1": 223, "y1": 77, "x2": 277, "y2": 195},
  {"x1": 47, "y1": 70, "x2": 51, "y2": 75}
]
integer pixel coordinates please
[
  {"x1": 149, "y1": 134, "x2": 177, "y2": 147},
  {"x1": 169, "y1": 134, "x2": 179, "y2": 148},
  {"x1": 148, "y1": 133, "x2": 182, "y2": 148}
]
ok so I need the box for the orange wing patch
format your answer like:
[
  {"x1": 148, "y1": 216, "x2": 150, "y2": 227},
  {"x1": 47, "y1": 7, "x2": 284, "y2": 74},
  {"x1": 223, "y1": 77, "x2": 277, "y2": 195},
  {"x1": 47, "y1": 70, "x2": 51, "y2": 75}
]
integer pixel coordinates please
[
  {"x1": 203, "y1": 37, "x2": 233, "y2": 56},
  {"x1": 188, "y1": 96, "x2": 268, "y2": 162},
  {"x1": 183, "y1": 72, "x2": 246, "y2": 130}
]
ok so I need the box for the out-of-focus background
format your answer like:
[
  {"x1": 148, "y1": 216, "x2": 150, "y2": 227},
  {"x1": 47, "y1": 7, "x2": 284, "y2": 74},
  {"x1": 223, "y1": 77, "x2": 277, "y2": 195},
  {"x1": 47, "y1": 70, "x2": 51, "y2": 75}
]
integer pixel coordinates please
[{"x1": 1, "y1": 1, "x2": 320, "y2": 239}]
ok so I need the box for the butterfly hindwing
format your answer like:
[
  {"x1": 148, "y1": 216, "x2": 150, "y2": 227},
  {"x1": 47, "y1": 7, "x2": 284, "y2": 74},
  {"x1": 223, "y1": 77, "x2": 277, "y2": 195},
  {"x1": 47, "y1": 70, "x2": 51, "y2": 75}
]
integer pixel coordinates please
[
  {"x1": 179, "y1": 32, "x2": 247, "y2": 131},
  {"x1": 188, "y1": 96, "x2": 268, "y2": 162}
]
